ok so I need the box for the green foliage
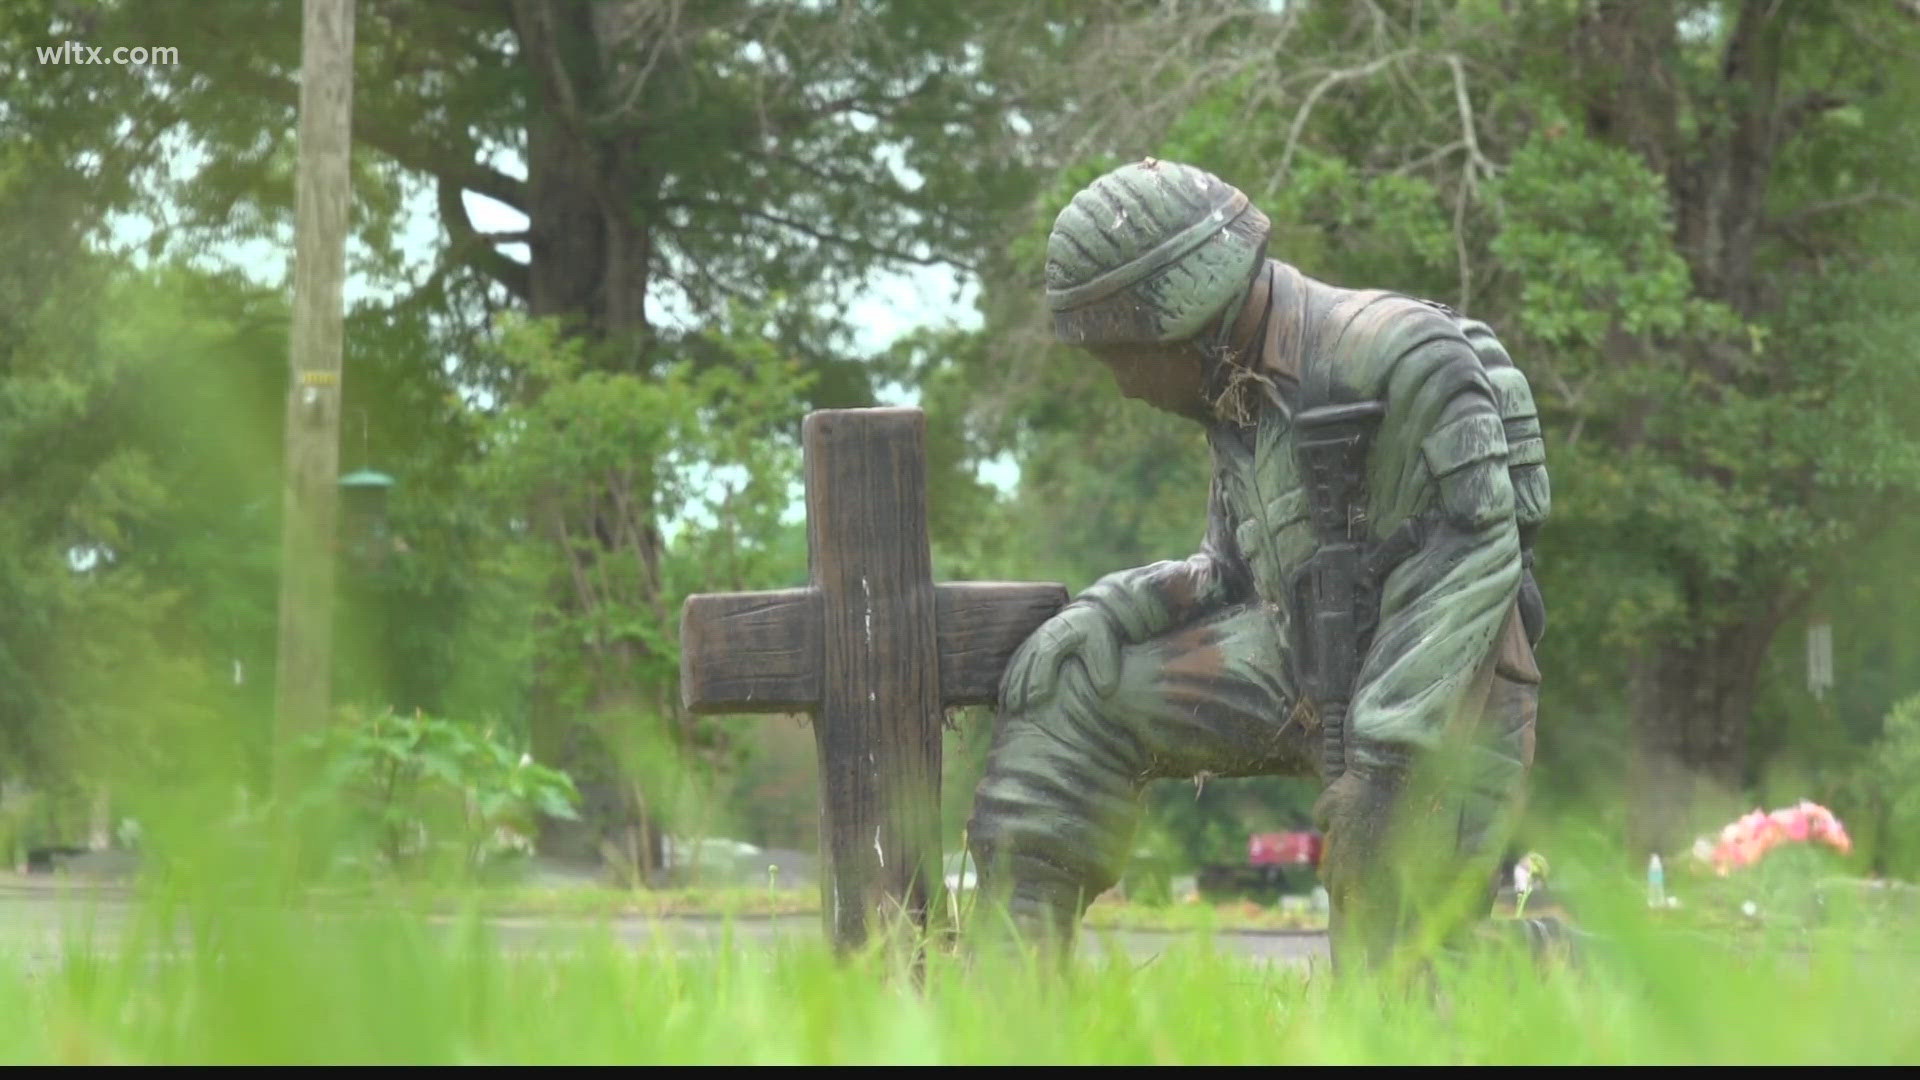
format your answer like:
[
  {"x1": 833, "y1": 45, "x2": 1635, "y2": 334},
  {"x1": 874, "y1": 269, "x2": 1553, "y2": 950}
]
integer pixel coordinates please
[
  {"x1": 469, "y1": 312, "x2": 811, "y2": 714},
  {"x1": 1484, "y1": 126, "x2": 1748, "y2": 660},
  {"x1": 444, "y1": 314, "x2": 819, "y2": 848},
  {"x1": 1858, "y1": 695, "x2": 1920, "y2": 878},
  {"x1": 0, "y1": 153, "x2": 258, "y2": 794},
  {"x1": 1490, "y1": 130, "x2": 1716, "y2": 349},
  {"x1": 295, "y1": 706, "x2": 580, "y2": 880}
]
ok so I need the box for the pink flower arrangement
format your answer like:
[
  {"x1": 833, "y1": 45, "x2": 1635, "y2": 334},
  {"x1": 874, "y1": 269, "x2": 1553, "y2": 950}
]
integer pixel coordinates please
[{"x1": 1692, "y1": 800, "x2": 1853, "y2": 876}]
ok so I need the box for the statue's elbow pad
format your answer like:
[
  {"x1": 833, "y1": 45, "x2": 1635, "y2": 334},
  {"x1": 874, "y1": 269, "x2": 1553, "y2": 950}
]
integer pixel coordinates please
[
  {"x1": 1436, "y1": 461, "x2": 1515, "y2": 530},
  {"x1": 1422, "y1": 413, "x2": 1513, "y2": 530}
]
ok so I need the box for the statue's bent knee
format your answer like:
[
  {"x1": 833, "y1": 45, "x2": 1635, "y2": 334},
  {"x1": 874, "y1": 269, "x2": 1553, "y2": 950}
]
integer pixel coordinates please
[{"x1": 967, "y1": 670, "x2": 1146, "y2": 945}]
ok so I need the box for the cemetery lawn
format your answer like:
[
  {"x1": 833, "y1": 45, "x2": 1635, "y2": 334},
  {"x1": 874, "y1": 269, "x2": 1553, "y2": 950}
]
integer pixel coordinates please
[{"x1": 3, "y1": 884, "x2": 1917, "y2": 1063}]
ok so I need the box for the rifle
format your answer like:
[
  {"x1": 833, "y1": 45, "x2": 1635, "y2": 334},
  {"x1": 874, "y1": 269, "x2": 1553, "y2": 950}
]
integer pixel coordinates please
[{"x1": 1292, "y1": 400, "x2": 1388, "y2": 782}]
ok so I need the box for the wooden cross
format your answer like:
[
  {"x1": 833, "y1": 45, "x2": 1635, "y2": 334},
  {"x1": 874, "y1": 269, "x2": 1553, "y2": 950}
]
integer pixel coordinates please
[{"x1": 679, "y1": 407, "x2": 1066, "y2": 951}]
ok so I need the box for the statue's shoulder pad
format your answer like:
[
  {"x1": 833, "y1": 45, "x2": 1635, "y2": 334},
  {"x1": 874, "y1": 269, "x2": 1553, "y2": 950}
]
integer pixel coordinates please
[{"x1": 1315, "y1": 291, "x2": 1473, "y2": 393}]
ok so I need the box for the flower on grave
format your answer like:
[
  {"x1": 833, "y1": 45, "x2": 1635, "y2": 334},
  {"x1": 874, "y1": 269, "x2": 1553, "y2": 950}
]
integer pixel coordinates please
[
  {"x1": 1520, "y1": 851, "x2": 1550, "y2": 883},
  {"x1": 1513, "y1": 851, "x2": 1549, "y2": 916},
  {"x1": 1693, "y1": 800, "x2": 1853, "y2": 876}
]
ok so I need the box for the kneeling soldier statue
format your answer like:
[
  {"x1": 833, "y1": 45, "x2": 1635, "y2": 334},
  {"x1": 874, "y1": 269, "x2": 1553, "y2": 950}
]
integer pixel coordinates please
[{"x1": 967, "y1": 160, "x2": 1552, "y2": 970}]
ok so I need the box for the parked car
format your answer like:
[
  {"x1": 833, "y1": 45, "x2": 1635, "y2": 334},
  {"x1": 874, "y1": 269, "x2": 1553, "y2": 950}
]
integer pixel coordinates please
[
  {"x1": 1197, "y1": 830, "x2": 1323, "y2": 904},
  {"x1": 659, "y1": 836, "x2": 764, "y2": 885}
]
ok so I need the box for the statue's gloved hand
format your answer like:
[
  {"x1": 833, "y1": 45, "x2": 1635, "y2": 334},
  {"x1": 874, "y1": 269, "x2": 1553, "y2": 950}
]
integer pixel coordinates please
[{"x1": 997, "y1": 602, "x2": 1123, "y2": 714}]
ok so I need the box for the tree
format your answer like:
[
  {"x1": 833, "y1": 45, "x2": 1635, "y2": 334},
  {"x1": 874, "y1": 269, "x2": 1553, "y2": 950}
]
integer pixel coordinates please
[
  {"x1": 0, "y1": 157, "x2": 279, "y2": 811},
  {"x1": 0, "y1": 136, "x2": 134, "y2": 784},
  {"x1": 1497, "y1": 1, "x2": 1920, "y2": 852}
]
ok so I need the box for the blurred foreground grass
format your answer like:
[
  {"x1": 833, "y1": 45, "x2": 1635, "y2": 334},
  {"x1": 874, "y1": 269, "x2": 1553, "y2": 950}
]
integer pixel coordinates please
[
  {"x1": 2, "y1": 872, "x2": 1916, "y2": 1064},
  {"x1": 6, "y1": 783, "x2": 1914, "y2": 1063}
]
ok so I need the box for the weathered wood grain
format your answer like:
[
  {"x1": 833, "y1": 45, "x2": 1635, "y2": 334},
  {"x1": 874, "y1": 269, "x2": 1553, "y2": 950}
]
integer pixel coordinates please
[
  {"x1": 275, "y1": 0, "x2": 357, "y2": 768},
  {"x1": 804, "y1": 408, "x2": 943, "y2": 947},
  {"x1": 936, "y1": 582, "x2": 1070, "y2": 705},
  {"x1": 679, "y1": 587, "x2": 821, "y2": 714},
  {"x1": 674, "y1": 407, "x2": 1068, "y2": 953}
]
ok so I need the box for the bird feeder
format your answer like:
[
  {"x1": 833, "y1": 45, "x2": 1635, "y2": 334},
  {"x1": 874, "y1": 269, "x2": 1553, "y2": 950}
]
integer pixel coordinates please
[{"x1": 338, "y1": 469, "x2": 397, "y2": 569}]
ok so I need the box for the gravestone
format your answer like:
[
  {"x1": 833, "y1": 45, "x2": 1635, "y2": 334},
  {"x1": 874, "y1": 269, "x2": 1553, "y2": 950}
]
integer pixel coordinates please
[{"x1": 679, "y1": 407, "x2": 1066, "y2": 950}]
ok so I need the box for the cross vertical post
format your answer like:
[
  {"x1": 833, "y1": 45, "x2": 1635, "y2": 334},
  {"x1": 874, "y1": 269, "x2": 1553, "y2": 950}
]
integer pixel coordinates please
[{"x1": 805, "y1": 408, "x2": 942, "y2": 943}]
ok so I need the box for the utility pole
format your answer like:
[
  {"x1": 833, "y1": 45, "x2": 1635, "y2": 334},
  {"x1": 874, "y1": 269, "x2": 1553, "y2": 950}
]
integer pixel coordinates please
[{"x1": 274, "y1": 0, "x2": 356, "y2": 786}]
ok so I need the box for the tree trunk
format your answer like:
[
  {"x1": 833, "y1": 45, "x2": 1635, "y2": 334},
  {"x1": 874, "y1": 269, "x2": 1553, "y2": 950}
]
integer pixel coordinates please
[
  {"x1": 512, "y1": 0, "x2": 658, "y2": 351},
  {"x1": 511, "y1": 0, "x2": 675, "y2": 866},
  {"x1": 1581, "y1": 1, "x2": 1800, "y2": 852},
  {"x1": 1626, "y1": 615, "x2": 1776, "y2": 858}
]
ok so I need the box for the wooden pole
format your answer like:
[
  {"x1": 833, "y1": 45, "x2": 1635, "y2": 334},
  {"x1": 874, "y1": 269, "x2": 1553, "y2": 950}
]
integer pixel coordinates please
[{"x1": 274, "y1": 0, "x2": 356, "y2": 784}]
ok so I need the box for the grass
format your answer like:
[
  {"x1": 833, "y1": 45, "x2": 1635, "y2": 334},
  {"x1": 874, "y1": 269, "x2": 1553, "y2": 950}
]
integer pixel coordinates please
[
  {"x1": 3, "y1": 864, "x2": 1917, "y2": 1064},
  {"x1": 5, "y1": 804, "x2": 1913, "y2": 1064}
]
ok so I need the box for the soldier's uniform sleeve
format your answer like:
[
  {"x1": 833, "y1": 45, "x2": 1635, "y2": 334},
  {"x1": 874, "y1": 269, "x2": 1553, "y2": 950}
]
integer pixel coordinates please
[
  {"x1": 1459, "y1": 317, "x2": 1550, "y2": 650},
  {"x1": 1459, "y1": 318, "x2": 1551, "y2": 553},
  {"x1": 1336, "y1": 304, "x2": 1523, "y2": 767},
  {"x1": 1074, "y1": 471, "x2": 1254, "y2": 641}
]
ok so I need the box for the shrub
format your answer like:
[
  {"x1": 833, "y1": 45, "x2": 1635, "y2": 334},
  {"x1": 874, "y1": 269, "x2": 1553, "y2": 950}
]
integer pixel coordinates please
[{"x1": 297, "y1": 706, "x2": 580, "y2": 880}]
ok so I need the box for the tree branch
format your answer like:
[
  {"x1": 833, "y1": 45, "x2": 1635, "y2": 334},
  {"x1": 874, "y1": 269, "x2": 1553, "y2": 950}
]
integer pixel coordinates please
[
  {"x1": 666, "y1": 196, "x2": 974, "y2": 273},
  {"x1": 217, "y1": 59, "x2": 527, "y2": 211},
  {"x1": 1389, "y1": 139, "x2": 1469, "y2": 176},
  {"x1": 656, "y1": 240, "x2": 757, "y2": 315},
  {"x1": 437, "y1": 177, "x2": 531, "y2": 303},
  {"x1": 593, "y1": 0, "x2": 687, "y2": 123},
  {"x1": 373, "y1": 132, "x2": 526, "y2": 215},
  {"x1": 1771, "y1": 187, "x2": 1919, "y2": 225},
  {"x1": 1444, "y1": 54, "x2": 1496, "y2": 182},
  {"x1": 1272, "y1": 50, "x2": 1414, "y2": 188}
]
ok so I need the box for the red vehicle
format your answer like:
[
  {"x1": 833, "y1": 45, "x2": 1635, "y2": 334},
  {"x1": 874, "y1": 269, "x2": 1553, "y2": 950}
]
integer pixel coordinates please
[
  {"x1": 1198, "y1": 830, "x2": 1323, "y2": 903},
  {"x1": 1249, "y1": 831, "x2": 1322, "y2": 868}
]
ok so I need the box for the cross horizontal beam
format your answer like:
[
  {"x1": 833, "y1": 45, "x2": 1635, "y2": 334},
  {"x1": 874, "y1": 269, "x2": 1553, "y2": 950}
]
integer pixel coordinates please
[{"x1": 681, "y1": 581, "x2": 1069, "y2": 714}]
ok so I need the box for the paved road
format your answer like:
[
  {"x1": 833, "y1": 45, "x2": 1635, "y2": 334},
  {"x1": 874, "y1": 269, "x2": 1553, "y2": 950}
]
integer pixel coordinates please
[{"x1": 0, "y1": 883, "x2": 1328, "y2": 971}]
